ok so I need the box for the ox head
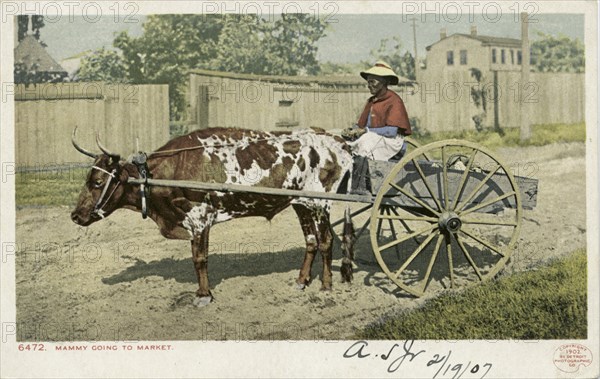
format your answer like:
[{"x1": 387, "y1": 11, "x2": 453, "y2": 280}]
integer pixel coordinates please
[{"x1": 71, "y1": 127, "x2": 129, "y2": 226}]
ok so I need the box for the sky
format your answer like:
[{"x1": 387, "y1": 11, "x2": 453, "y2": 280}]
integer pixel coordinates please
[{"x1": 38, "y1": 13, "x2": 585, "y2": 64}]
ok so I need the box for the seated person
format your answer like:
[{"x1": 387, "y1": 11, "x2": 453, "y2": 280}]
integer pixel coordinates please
[{"x1": 345, "y1": 61, "x2": 412, "y2": 162}]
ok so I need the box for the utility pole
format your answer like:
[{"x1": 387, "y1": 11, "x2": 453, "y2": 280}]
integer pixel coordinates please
[
  {"x1": 411, "y1": 17, "x2": 419, "y2": 81},
  {"x1": 520, "y1": 12, "x2": 531, "y2": 142}
]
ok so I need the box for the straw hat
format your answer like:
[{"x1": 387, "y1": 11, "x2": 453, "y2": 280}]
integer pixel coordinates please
[{"x1": 360, "y1": 61, "x2": 399, "y2": 85}]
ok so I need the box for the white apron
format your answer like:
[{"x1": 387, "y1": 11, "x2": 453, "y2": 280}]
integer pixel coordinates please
[{"x1": 347, "y1": 131, "x2": 405, "y2": 161}]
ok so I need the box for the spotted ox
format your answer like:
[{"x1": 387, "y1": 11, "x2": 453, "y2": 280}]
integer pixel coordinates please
[{"x1": 71, "y1": 127, "x2": 354, "y2": 306}]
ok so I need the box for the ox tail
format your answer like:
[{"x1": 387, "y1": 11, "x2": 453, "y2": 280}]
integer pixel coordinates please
[{"x1": 340, "y1": 206, "x2": 355, "y2": 283}]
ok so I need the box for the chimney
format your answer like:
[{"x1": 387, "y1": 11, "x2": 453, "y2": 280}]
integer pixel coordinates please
[
  {"x1": 27, "y1": 15, "x2": 33, "y2": 35},
  {"x1": 440, "y1": 28, "x2": 447, "y2": 40},
  {"x1": 470, "y1": 25, "x2": 477, "y2": 37}
]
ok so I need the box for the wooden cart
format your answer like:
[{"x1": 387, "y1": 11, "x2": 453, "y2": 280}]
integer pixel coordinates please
[{"x1": 129, "y1": 138, "x2": 538, "y2": 297}]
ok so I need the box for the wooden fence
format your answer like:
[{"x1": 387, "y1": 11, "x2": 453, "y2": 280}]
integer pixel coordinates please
[
  {"x1": 187, "y1": 70, "x2": 583, "y2": 134},
  {"x1": 188, "y1": 70, "x2": 420, "y2": 132},
  {"x1": 15, "y1": 83, "x2": 170, "y2": 167},
  {"x1": 417, "y1": 71, "x2": 585, "y2": 132}
]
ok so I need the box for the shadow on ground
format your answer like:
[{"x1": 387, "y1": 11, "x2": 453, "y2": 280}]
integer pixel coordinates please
[{"x1": 102, "y1": 242, "x2": 385, "y2": 289}]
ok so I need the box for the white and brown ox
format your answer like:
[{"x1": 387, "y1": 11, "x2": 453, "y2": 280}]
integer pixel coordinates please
[{"x1": 71, "y1": 127, "x2": 354, "y2": 306}]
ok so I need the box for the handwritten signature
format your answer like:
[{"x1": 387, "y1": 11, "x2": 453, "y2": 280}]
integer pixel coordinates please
[{"x1": 343, "y1": 340, "x2": 493, "y2": 379}]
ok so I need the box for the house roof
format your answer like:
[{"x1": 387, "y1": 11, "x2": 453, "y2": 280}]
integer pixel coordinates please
[
  {"x1": 188, "y1": 68, "x2": 415, "y2": 87},
  {"x1": 15, "y1": 35, "x2": 67, "y2": 73},
  {"x1": 426, "y1": 33, "x2": 522, "y2": 51}
]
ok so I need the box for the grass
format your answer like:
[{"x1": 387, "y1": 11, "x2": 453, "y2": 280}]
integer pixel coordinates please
[
  {"x1": 412, "y1": 122, "x2": 585, "y2": 149},
  {"x1": 359, "y1": 249, "x2": 587, "y2": 340},
  {"x1": 15, "y1": 167, "x2": 88, "y2": 208}
]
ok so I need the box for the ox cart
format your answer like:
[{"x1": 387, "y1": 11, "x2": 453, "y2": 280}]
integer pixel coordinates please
[{"x1": 128, "y1": 138, "x2": 538, "y2": 297}]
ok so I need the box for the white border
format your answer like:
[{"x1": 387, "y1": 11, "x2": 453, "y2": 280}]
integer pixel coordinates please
[{"x1": 1, "y1": 1, "x2": 598, "y2": 378}]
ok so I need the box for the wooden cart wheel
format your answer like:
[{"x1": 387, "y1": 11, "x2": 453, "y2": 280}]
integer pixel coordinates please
[
  {"x1": 403, "y1": 137, "x2": 430, "y2": 161},
  {"x1": 331, "y1": 137, "x2": 429, "y2": 252},
  {"x1": 370, "y1": 139, "x2": 522, "y2": 297}
]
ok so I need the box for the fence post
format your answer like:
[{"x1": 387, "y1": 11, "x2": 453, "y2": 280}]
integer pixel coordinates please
[{"x1": 520, "y1": 12, "x2": 531, "y2": 142}]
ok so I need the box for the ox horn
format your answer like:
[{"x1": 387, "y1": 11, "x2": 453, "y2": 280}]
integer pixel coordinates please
[
  {"x1": 71, "y1": 126, "x2": 98, "y2": 158},
  {"x1": 96, "y1": 132, "x2": 121, "y2": 161}
]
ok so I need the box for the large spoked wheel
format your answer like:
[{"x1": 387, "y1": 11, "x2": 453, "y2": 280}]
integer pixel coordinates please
[
  {"x1": 331, "y1": 137, "x2": 427, "y2": 247},
  {"x1": 370, "y1": 139, "x2": 522, "y2": 297}
]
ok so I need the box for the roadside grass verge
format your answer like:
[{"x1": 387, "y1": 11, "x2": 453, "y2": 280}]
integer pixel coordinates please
[
  {"x1": 413, "y1": 122, "x2": 585, "y2": 149},
  {"x1": 359, "y1": 249, "x2": 587, "y2": 340},
  {"x1": 15, "y1": 168, "x2": 88, "y2": 208}
]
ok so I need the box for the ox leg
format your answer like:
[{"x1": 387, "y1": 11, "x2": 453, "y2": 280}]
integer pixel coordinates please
[
  {"x1": 317, "y1": 219, "x2": 334, "y2": 291},
  {"x1": 293, "y1": 204, "x2": 318, "y2": 289},
  {"x1": 293, "y1": 204, "x2": 334, "y2": 291},
  {"x1": 191, "y1": 226, "x2": 213, "y2": 307}
]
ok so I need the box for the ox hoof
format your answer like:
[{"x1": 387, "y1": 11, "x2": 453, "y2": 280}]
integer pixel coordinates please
[
  {"x1": 320, "y1": 286, "x2": 333, "y2": 292},
  {"x1": 295, "y1": 283, "x2": 306, "y2": 291},
  {"x1": 193, "y1": 296, "x2": 213, "y2": 307}
]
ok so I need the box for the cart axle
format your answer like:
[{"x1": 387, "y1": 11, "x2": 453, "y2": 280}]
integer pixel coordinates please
[{"x1": 438, "y1": 211, "x2": 462, "y2": 233}]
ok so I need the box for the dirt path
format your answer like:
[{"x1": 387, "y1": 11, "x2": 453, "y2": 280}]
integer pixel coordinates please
[{"x1": 15, "y1": 143, "x2": 586, "y2": 341}]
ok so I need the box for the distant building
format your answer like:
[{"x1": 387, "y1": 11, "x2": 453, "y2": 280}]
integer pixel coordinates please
[
  {"x1": 424, "y1": 26, "x2": 522, "y2": 75},
  {"x1": 60, "y1": 50, "x2": 93, "y2": 80},
  {"x1": 14, "y1": 16, "x2": 67, "y2": 84},
  {"x1": 418, "y1": 26, "x2": 525, "y2": 132}
]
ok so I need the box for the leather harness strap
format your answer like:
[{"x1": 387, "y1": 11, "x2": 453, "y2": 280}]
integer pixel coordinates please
[
  {"x1": 131, "y1": 152, "x2": 151, "y2": 219},
  {"x1": 91, "y1": 166, "x2": 118, "y2": 218}
]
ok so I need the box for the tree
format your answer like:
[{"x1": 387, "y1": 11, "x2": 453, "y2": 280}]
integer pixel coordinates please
[
  {"x1": 14, "y1": 62, "x2": 67, "y2": 84},
  {"x1": 114, "y1": 14, "x2": 327, "y2": 120},
  {"x1": 367, "y1": 36, "x2": 415, "y2": 80},
  {"x1": 77, "y1": 49, "x2": 129, "y2": 83},
  {"x1": 208, "y1": 15, "x2": 271, "y2": 74},
  {"x1": 114, "y1": 15, "x2": 225, "y2": 118},
  {"x1": 17, "y1": 15, "x2": 45, "y2": 44},
  {"x1": 264, "y1": 13, "x2": 327, "y2": 76},
  {"x1": 319, "y1": 61, "x2": 364, "y2": 75},
  {"x1": 209, "y1": 13, "x2": 326, "y2": 76},
  {"x1": 530, "y1": 32, "x2": 584, "y2": 73}
]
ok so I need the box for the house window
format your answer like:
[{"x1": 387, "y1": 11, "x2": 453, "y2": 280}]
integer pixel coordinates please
[
  {"x1": 447, "y1": 51, "x2": 454, "y2": 65},
  {"x1": 276, "y1": 99, "x2": 299, "y2": 127},
  {"x1": 511, "y1": 50, "x2": 515, "y2": 64},
  {"x1": 492, "y1": 49, "x2": 497, "y2": 63},
  {"x1": 501, "y1": 49, "x2": 506, "y2": 64},
  {"x1": 460, "y1": 50, "x2": 467, "y2": 65},
  {"x1": 517, "y1": 50, "x2": 522, "y2": 65}
]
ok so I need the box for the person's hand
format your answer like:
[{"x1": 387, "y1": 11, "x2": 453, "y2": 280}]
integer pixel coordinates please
[{"x1": 341, "y1": 127, "x2": 366, "y2": 141}]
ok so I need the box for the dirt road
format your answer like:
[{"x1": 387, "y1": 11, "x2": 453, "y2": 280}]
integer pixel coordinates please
[{"x1": 15, "y1": 142, "x2": 586, "y2": 341}]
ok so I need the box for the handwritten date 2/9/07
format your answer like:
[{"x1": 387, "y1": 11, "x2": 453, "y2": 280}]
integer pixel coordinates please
[{"x1": 343, "y1": 340, "x2": 493, "y2": 379}]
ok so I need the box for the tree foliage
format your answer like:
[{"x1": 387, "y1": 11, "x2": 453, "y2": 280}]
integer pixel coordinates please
[
  {"x1": 17, "y1": 15, "x2": 45, "y2": 44},
  {"x1": 319, "y1": 61, "x2": 364, "y2": 76},
  {"x1": 110, "y1": 14, "x2": 327, "y2": 119},
  {"x1": 209, "y1": 14, "x2": 325, "y2": 76},
  {"x1": 14, "y1": 63, "x2": 66, "y2": 84},
  {"x1": 530, "y1": 32, "x2": 584, "y2": 73},
  {"x1": 112, "y1": 15, "x2": 224, "y2": 118},
  {"x1": 367, "y1": 36, "x2": 415, "y2": 80},
  {"x1": 77, "y1": 49, "x2": 129, "y2": 83}
]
